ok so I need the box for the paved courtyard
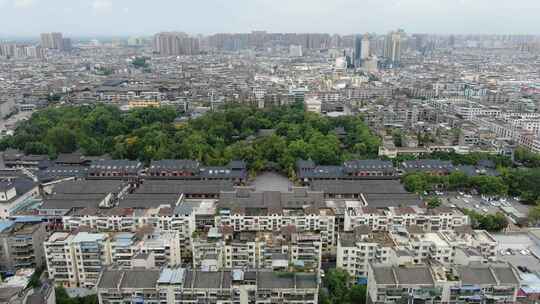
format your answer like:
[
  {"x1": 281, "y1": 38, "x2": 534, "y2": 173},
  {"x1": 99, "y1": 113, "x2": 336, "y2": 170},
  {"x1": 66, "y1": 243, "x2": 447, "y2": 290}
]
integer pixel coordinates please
[{"x1": 250, "y1": 172, "x2": 293, "y2": 192}]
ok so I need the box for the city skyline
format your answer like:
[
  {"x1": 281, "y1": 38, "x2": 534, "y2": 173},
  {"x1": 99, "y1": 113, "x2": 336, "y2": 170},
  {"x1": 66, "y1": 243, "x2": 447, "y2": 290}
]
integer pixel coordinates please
[
  {"x1": 1, "y1": 0, "x2": 540, "y2": 301},
  {"x1": 1, "y1": 0, "x2": 540, "y2": 36}
]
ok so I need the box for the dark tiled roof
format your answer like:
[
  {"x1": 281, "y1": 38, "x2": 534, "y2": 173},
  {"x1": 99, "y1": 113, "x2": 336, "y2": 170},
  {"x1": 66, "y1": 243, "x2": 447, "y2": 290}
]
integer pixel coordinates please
[
  {"x1": 492, "y1": 266, "x2": 519, "y2": 285},
  {"x1": 363, "y1": 193, "x2": 421, "y2": 208},
  {"x1": 311, "y1": 180, "x2": 407, "y2": 194},
  {"x1": 0, "y1": 177, "x2": 38, "y2": 204},
  {"x1": 98, "y1": 269, "x2": 160, "y2": 289},
  {"x1": 40, "y1": 194, "x2": 108, "y2": 210},
  {"x1": 298, "y1": 165, "x2": 344, "y2": 179},
  {"x1": 118, "y1": 193, "x2": 180, "y2": 209},
  {"x1": 137, "y1": 180, "x2": 233, "y2": 195},
  {"x1": 184, "y1": 270, "x2": 232, "y2": 289},
  {"x1": 37, "y1": 166, "x2": 88, "y2": 183},
  {"x1": 0, "y1": 181, "x2": 14, "y2": 192},
  {"x1": 401, "y1": 160, "x2": 454, "y2": 172},
  {"x1": 372, "y1": 266, "x2": 396, "y2": 285},
  {"x1": 89, "y1": 160, "x2": 142, "y2": 174},
  {"x1": 458, "y1": 266, "x2": 496, "y2": 285},
  {"x1": 55, "y1": 152, "x2": 87, "y2": 165},
  {"x1": 53, "y1": 180, "x2": 126, "y2": 194},
  {"x1": 394, "y1": 267, "x2": 434, "y2": 285},
  {"x1": 256, "y1": 272, "x2": 317, "y2": 289},
  {"x1": 218, "y1": 188, "x2": 325, "y2": 210},
  {"x1": 343, "y1": 160, "x2": 395, "y2": 173},
  {"x1": 149, "y1": 160, "x2": 200, "y2": 173},
  {"x1": 372, "y1": 265, "x2": 434, "y2": 286}
]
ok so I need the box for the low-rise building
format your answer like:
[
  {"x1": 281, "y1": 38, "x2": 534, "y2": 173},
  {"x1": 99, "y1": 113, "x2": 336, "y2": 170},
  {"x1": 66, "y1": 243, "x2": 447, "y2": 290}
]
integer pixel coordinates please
[
  {"x1": 344, "y1": 206, "x2": 469, "y2": 233},
  {"x1": 146, "y1": 160, "x2": 247, "y2": 184},
  {"x1": 87, "y1": 160, "x2": 143, "y2": 180},
  {"x1": 367, "y1": 263, "x2": 520, "y2": 304},
  {"x1": 401, "y1": 160, "x2": 455, "y2": 176},
  {"x1": 441, "y1": 227, "x2": 498, "y2": 264},
  {"x1": 39, "y1": 180, "x2": 130, "y2": 217},
  {"x1": 296, "y1": 159, "x2": 398, "y2": 185},
  {"x1": 0, "y1": 178, "x2": 40, "y2": 219},
  {"x1": 97, "y1": 268, "x2": 319, "y2": 304}
]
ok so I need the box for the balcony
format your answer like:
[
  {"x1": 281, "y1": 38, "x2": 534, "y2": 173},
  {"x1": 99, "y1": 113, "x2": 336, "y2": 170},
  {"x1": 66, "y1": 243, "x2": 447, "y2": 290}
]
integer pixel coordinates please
[
  {"x1": 11, "y1": 243, "x2": 32, "y2": 248},
  {"x1": 385, "y1": 289, "x2": 406, "y2": 297},
  {"x1": 413, "y1": 288, "x2": 442, "y2": 299},
  {"x1": 80, "y1": 254, "x2": 101, "y2": 260}
]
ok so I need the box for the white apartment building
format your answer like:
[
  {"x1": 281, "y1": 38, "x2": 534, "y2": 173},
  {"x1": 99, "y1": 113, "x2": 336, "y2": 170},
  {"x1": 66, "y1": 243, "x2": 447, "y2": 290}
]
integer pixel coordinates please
[
  {"x1": 338, "y1": 225, "x2": 462, "y2": 283},
  {"x1": 45, "y1": 230, "x2": 182, "y2": 288},
  {"x1": 192, "y1": 227, "x2": 323, "y2": 272},
  {"x1": 440, "y1": 227, "x2": 498, "y2": 264},
  {"x1": 44, "y1": 232, "x2": 111, "y2": 288},
  {"x1": 392, "y1": 229, "x2": 454, "y2": 265},
  {"x1": 98, "y1": 268, "x2": 319, "y2": 304},
  {"x1": 344, "y1": 206, "x2": 469, "y2": 233},
  {"x1": 304, "y1": 97, "x2": 322, "y2": 113},
  {"x1": 216, "y1": 208, "x2": 335, "y2": 251},
  {"x1": 62, "y1": 206, "x2": 198, "y2": 258},
  {"x1": 428, "y1": 99, "x2": 501, "y2": 120},
  {"x1": 135, "y1": 231, "x2": 182, "y2": 267},
  {"x1": 337, "y1": 228, "x2": 397, "y2": 283},
  {"x1": 367, "y1": 263, "x2": 520, "y2": 304},
  {"x1": 478, "y1": 114, "x2": 540, "y2": 153}
]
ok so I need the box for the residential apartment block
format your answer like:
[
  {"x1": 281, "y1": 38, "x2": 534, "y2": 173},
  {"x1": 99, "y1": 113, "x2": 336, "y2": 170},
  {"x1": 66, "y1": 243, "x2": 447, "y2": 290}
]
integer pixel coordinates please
[
  {"x1": 44, "y1": 232, "x2": 111, "y2": 288},
  {"x1": 367, "y1": 263, "x2": 520, "y2": 304},
  {"x1": 215, "y1": 187, "x2": 335, "y2": 251},
  {"x1": 97, "y1": 268, "x2": 319, "y2": 304},
  {"x1": 0, "y1": 219, "x2": 47, "y2": 273},
  {"x1": 344, "y1": 205, "x2": 469, "y2": 232},
  {"x1": 44, "y1": 229, "x2": 182, "y2": 288},
  {"x1": 192, "y1": 227, "x2": 322, "y2": 271}
]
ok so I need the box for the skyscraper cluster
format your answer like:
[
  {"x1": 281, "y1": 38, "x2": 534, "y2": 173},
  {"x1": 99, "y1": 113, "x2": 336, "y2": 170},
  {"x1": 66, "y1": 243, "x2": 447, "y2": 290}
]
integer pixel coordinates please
[
  {"x1": 353, "y1": 33, "x2": 371, "y2": 67},
  {"x1": 0, "y1": 44, "x2": 45, "y2": 59},
  {"x1": 383, "y1": 29, "x2": 404, "y2": 66},
  {"x1": 153, "y1": 32, "x2": 200, "y2": 55},
  {"x1": 207, "y1": 32, "x2": 333, "y2": 51},
  {"x1": 40, "y1": 32, "x2": 71, "y2": 51}
]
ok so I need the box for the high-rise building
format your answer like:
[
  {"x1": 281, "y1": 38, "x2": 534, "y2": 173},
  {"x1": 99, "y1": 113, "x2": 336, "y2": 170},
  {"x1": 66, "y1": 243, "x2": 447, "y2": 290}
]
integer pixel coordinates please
[
  {"x1": 40, "y1": 32, "x2": 65, "y2": 50},
  {"x1": 127, "y1": 36, "x2": 146, "y2": 46},
  {"x1": 24, "y1": 46, "x2": 45, "y2": 59},
  {"x1": 449, "y1": 35, "x2": 456, "y2": 48},
  {"x1": 40, "y1": 33, "x2": 52, "y2": 49},
  {"x1": 0, "y1": 44, "x2": 45, "y2": 59},
  {"x1": 361, "y1": 33, "x2": 370, "y2": 60},
  {"x1": 153, "y1": 32, "x2": 200, "y2": 55},
  {"x1": 354, "y1": 33, "x2": 372, "y2": 68},
  {"x1": 353, "y1": 34, "x2": 362, "y2": 67},
  {"x1": 289, "y1": 44, "x2": 303, "y2": 57},
  {"x1": 0, "y1": 44, "x2": 15, "y2": 57},
  {"x1": 62, "y1": 38, "x2": 72, "y2": 51},
  {"x1": 383, "y1": 30, "x2": 404, "y2": 66}
]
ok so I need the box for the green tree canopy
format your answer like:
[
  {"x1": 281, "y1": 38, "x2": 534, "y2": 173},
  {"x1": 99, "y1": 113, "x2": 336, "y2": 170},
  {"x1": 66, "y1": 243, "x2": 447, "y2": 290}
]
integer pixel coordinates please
[
  {"x1": 427, "y1": 197, "x2": 442, "y2": 209},
  {"x1": 0, "y1": 102, "x2": 381, "y2": 177}
]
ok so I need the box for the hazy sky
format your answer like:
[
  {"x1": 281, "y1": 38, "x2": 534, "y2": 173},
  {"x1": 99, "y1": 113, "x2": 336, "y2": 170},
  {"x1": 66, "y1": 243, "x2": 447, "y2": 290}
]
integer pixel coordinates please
[{"x1": 1, "y1": 0, "x2": 539, "y2": 36}]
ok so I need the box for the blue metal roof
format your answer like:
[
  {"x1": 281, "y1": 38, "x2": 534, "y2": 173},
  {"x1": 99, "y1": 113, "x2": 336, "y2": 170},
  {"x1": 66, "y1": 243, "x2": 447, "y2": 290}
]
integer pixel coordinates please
[
  {"x1": 158, "y1": 268, "x2": 185, "y2": 284},
  {"x1": 0, "y1": 220, "x2": 14, "y2": 233},
  {"x1": 13, "y1": 216, "x2": 44, "y2": 223}
]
